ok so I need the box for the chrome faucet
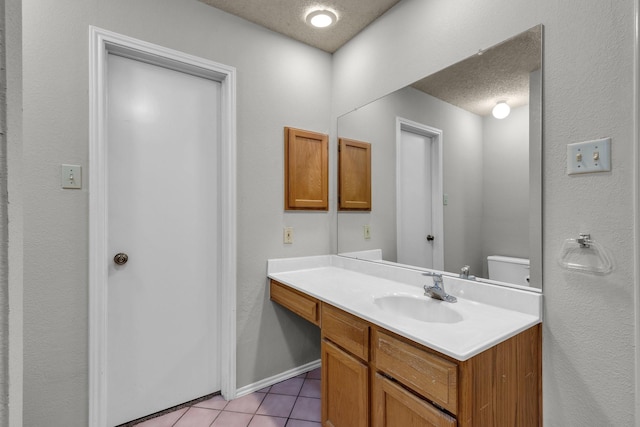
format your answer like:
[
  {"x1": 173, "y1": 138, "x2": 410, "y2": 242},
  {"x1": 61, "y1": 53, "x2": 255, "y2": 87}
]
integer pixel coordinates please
[
  {"x1": 459, "y1": 265, "x2": 476, "y2": 280},
  {"x1": 422, "y1": 272, "x2": 457, "y2": 303}
]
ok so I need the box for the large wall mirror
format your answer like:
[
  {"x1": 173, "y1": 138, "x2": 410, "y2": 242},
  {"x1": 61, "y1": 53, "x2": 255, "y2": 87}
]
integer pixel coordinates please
[{"x1": 337, "y1": 25, "x2": 543, "y2": 290}]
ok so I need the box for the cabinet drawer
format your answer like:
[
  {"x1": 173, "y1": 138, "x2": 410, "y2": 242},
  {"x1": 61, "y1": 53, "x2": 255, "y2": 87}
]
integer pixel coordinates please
[
  {"x1": 322, "y1": 304, "x2": 369, "y2": 361},
  {"x1": 373, "y1": 373, "x2": 457, "y2": 427},
  {"x1": 270, "y1": 280, "x2": 320, "y2": 326},
  {"x1": 373, "y1": 329, "x2": 458, "y2": 414}
]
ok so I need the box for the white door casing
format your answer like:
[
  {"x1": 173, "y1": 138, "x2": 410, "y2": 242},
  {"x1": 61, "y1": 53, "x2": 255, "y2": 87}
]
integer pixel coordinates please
[
  {"x1": 396, "y1": 118, "x2": 444, "y2": 270},
  {"x1": 89, "y1": 27, "x2": 236, "y2": 427}
]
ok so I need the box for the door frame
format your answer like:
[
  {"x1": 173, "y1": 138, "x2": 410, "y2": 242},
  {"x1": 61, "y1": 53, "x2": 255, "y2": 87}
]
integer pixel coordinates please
[
  {"x1": 395, "y1": 117, "x2": 444, "y2": 270},
  {"x1": 88, "y1": 26, "x2": 237, "y2": 427}
]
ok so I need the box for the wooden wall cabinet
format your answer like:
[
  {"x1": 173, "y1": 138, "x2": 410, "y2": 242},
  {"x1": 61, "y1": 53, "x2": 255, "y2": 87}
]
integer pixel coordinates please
[
  {"x1": 269, "y1": 280, "x2": 542, "y2": 427},
  {"x1": 284, "y1": 127, "x2": 329, "y2": 210},
  {"x1": 338, "y1": 138, "x2": 371, "y2": 210}
]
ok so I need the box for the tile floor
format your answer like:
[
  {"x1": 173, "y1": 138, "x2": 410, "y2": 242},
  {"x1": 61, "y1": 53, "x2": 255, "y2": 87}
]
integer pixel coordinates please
[{"x1": 134, "y1": 368, "x2": 321, "y2": 427}]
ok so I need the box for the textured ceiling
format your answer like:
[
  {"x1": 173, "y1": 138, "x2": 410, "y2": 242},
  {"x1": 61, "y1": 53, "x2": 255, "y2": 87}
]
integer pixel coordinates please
[
  {"x1": 198, "y1": 0, "x2": 402, "y2": 53},
  {"x1": 412, "y1": 26, "x2": 542, "y2": 116},
  {"x1": 198, "y1": 2, "x2": 541, "y2": 114}
]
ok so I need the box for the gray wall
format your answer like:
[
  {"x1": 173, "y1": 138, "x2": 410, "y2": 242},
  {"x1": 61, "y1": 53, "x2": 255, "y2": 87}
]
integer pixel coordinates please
[
  {"x1": 21, "y1": 0, "x2": 331, "y2": 425},
  {"x1": 4, "y1": 0, "x2": 22, "y2": 425},
  {"x1": 0, "y1": 1, "x2": 8, "y2": 424},
  {"x1": 481, "y1": 105, "x2": 530, "y2": 278},
  {"x1": 333, "y1": 0, "x2": 636, "y2": 425}
]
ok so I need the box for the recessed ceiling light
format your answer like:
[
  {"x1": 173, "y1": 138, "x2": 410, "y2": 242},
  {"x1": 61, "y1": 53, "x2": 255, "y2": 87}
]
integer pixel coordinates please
[
  {"x1": 306, "y1": 10, "x2": 338, "y2": 28},
  {"x1": 492, "y1": 101, "x2": 511, "y2": 119}
]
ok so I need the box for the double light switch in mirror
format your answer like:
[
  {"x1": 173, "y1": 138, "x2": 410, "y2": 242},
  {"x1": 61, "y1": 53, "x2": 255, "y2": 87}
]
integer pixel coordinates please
[{"x1": 337, "y1": 25, "x2": 543, "y2": 291}]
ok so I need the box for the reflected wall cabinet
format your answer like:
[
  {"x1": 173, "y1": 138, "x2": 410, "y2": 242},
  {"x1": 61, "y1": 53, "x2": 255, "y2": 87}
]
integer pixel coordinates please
[
  {"x1": 284, "y1": 127, "x2": 329, "y2": 210},
  {"x1": 338, "y1": 138, "x2": 372, "y2": 211}
]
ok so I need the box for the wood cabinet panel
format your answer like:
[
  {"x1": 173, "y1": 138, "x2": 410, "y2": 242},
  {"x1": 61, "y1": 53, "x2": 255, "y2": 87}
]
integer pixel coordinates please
[
  {"x1": 321, "y1": 303, "x2": 369, "y2": 361},
  {"x1": 515, "y1": 324, "x2": 542, "y2": 426},
  {"x1": 373, "y1": 373, "x2": 457, "y2": 427},
  {"x1": 322, "y1": 339, "x2": 368, "y2": 427},
  {"x1": 284, "y1": 127, "x2": 328, "y2": 210},
  {"x1": 338, "y1": 138, "x2": 371, "y2": 211},
  {"x1": 372, "y1": 328, "x2": 458, "y2": 415},
  {"x1": 457, "y1": 324, "x2": 542, "y2": 427},
  {"x1": 269, "y1": 280, "x2": 320, "y2": 326}
]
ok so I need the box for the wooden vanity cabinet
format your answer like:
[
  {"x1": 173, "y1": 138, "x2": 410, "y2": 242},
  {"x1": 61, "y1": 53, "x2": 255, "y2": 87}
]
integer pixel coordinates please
[
  {"x1": 321, "y1": 303, "x2": 370, "y2": 427},
  {"x1": 269, "y1": 280, "x2": 320, "y2": 326},
  {"x1": 322, "y1": 339, "x2": 369, "y2": 427},
  {"x1": 373, "y1": 373, "x2": 456, "y2": 427},
  {"x1": 371, "y1": 324, "x2": 541, "y2": 427},
  {"x1": 372, "y1": 329, "x2": 458, "y2": 415},
  {"x1": 269, "y1": 280, "x2": 541, "y2": 427}
]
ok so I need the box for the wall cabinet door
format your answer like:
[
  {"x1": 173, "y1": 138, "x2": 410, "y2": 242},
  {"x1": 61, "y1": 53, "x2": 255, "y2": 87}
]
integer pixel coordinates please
[
  {"x1": 284, "y1": 127, "x2": 329, "y2": 210},
  {"x1": 373, "y1": 373, "x2": 457, "y2": 427},
  {"x1": 338, "y1": 138, "x2": 371, "y2": 210},
  {"x1": 321, "y1": 339, "x2": 368, "y2": 427}
]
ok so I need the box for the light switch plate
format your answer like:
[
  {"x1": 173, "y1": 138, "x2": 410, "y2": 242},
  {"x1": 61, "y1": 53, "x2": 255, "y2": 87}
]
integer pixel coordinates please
[
  {"x1": 567, "y1": 138, "x2": 611, "y2": 175},
  {"x1": 61, "y1": 164, "x2": 82, "y2": 189},
  {"x1": 363, "y1": 225, "x2": 371, "y2": 239}
]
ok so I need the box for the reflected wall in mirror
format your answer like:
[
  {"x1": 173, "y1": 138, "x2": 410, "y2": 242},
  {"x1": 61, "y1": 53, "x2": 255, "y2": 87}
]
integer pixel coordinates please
[{"x1": 337, "y1": 25, "x2": 542, "y2": 290}]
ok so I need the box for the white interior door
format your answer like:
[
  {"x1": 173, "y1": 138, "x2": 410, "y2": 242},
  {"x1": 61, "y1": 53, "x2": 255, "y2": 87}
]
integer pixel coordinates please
[
  {"x1": 397, "y1": 130, "x2": 434, "y2": 268},
  {"x1": 106, "y1": 53, "x2": 221, "y2": 425}
]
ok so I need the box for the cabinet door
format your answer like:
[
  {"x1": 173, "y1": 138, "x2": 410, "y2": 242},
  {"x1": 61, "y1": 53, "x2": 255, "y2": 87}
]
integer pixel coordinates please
[
  {"x1": 322, "y1": 339, "x2": 368, "y2": 427},
  {"x1": 338, "y1": 138, "x2": 371, "y2": 211},
  {"x1": 284, "y1": 127, "x2": 329, "y2": 210},
  {"x1": 373, "y1": 374, "x2": 457, "y2": 427}
]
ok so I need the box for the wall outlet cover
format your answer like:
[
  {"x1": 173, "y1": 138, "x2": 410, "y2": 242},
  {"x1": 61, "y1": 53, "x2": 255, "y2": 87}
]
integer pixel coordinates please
[
  {"x1": 284, "y1": 227, "x2": 294, "y2": 244},
  {"x1": 363, "y1": 225, "x2": 371, "y2": 239}
]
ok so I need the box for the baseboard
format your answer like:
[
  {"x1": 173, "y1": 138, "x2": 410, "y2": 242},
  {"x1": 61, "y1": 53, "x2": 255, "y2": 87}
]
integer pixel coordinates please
[{"x1": 235, "y1": 359, "x2": 321, "y2": 398}]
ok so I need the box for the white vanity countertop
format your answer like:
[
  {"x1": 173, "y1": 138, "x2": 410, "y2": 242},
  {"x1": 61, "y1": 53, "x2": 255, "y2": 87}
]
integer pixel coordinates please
[{"x1": 267, "y1": 255, "x2": 542, "y2": 361}]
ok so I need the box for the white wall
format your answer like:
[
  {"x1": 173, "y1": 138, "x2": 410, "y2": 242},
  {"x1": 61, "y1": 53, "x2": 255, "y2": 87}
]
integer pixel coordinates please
[
  {"x1": 333, "y1": 0, "x2": 636, "y2": 425},
  {"x1": 21, "y1": 0, "x2": 331, "y2": 424}
]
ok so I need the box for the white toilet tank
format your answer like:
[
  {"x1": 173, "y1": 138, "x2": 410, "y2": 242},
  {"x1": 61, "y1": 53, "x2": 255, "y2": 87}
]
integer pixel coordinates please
[{"x1": 487, "y1": 255, "x2": 530, "y2": 286}]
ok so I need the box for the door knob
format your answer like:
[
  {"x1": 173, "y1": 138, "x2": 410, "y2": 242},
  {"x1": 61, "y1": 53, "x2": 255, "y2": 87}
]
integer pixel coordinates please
[
  {"x1": 114, "y1": 253, "x2": 129, "y2": 265},
  {"x1": 426, "y1": 235, "x2": 435, "y2": 242}
]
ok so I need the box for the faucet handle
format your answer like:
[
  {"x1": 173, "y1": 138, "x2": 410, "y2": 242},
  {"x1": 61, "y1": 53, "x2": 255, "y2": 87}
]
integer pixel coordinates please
[
  {"x1": 422, "y1": 271, "x2": 443, "y2": 285},
  {"x1": 422, "y1": 271, "x2": 441, "y2": 277}
]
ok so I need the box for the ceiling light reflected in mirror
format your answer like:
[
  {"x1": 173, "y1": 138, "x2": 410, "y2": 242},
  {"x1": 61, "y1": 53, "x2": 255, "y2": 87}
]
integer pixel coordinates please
[{"x1": 492, "y1": 101, "x2": 511, "y2": 119}]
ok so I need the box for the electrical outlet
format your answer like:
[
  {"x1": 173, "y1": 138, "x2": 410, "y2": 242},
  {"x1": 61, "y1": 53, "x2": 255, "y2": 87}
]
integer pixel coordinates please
[
  {"x1": 363, "y1": 225, "x2": 371, "y2": 239},
  {"x1": 284, "y1": 227, "x2": 294, "y2": 244}
]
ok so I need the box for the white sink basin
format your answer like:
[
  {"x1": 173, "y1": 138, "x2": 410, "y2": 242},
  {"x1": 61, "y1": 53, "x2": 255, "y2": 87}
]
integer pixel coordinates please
[{"x1": 373, "y1": 294, "x2": 464, "y2": 324}]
